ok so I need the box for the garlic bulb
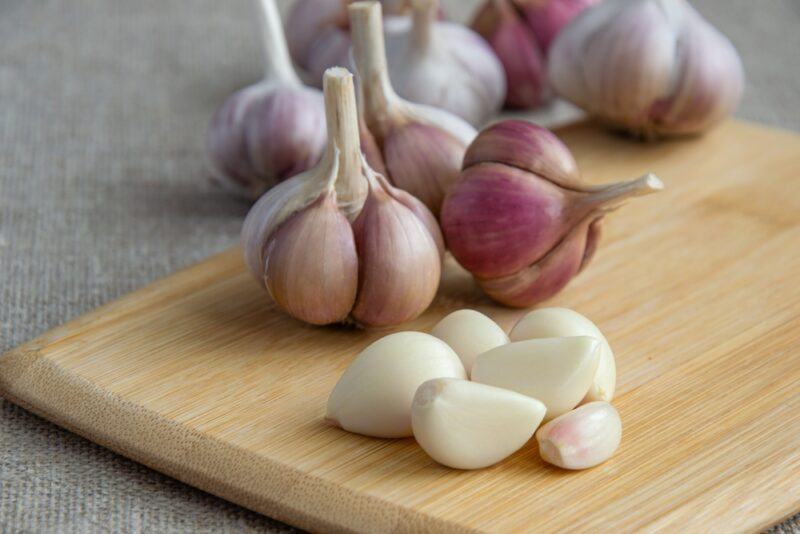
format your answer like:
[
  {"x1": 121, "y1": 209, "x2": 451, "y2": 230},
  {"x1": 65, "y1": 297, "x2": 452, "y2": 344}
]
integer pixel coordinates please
[
  {"x1": 206, "y1": 0, "x2": 326, "y2": 199},
  {"x1": 516, "y1": 0, "x2": 600, "y2": 53},
  {"x1": 548, "y1": 0, "x2": 745, "y2": 137},
  {"x1": 349, "y1": 1, "x2": 477, "y2": 214},
  {"x1": 536, "y1": 401, "x2": 622, "y2": 469},
  {"x1": 286, "y1": 0, "x2": 413, "y2": 87},
  {"x1": 381, "y1": 0, "x2": 506, "y2": 127},
  {"x1": 511, "y1": 307, "x2": 615, "y2": 402},
  {"x1": 430, "y1": 309, "x2": 508, "y2": 373},
  {"x1": 327, "y1": 332, "x2": 467, "y2": 438},
  {"x1": 412, "y1": 378, "x2": 546, "y2": 469},
  {"x1": 471, "y1": 0, "x2": 550, "y2": 109},
  {"x1": 471, "y1": 336, "x2": 600, "y2": 419},
  {"x1": 441, "y1": 120, "x2": 663, "y2": 307},
  {"x1": 241, "y1": 67, "x2": 444, "y2": 326}
]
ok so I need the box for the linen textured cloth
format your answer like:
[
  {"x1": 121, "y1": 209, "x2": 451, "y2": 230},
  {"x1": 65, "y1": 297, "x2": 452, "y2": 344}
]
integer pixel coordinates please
[{"x1": 1, "y1": 0, "x2": 799, "y2": 531}]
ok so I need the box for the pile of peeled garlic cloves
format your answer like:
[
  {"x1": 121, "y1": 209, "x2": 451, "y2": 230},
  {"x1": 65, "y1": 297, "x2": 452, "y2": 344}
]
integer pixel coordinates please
[{"x1": 327, "y1": 307, "x2": 622, "y2": 470}]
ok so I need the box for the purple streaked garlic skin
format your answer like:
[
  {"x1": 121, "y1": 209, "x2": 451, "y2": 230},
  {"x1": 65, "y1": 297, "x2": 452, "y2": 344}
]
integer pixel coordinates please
[
  {"x1": 441, "y1": 120, "x2": 662, "y2": 308},
  {"x1": 471, "y1": 0, "x2": 550, "y2": 109},
  {"x1": 207, "y1": 0, "x2": 326, "y2": 199},
  {"x1": 517, "y1": 0, "x2": 600, "y2": 53},
  {"x1": 548, "y1": 0, "x2": 744, "y2": 138}
]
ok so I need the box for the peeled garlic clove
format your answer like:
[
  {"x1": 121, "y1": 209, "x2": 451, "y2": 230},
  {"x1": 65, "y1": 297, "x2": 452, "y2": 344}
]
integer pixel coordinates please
[
  {"x1": 350, "y1": 170, "x2": 442, "y2": 326},
  {"x1": 327, "y1": 332, "x2": 467, "y2": 438},
  {"x1": 548, "y1": 0, "x2": 744, "y2": 137},
  {"x1": 536, "y1": 401, "x2": 622, "y2": 469},
  {"x1": 441, "y1": 120, "x2": 663, "y2": 306},
  {"x1": 207, "y1": 0, "x2": 326, "y2": 199},
  {"x1": 430, "y1": 310, "x2": 508, "y2": 373},
  {"x1": 265, "y1": 190, "x2": 358, "y2": 325},
  {"x1": 349, "y1": 1, "x2": 477, "y2": 215},
  {"x1": 471, "y1": 336, "x2": 600, "y2": 419},
  {"x1": 242, "y1": 67, "x2": 443, "y2": 326},
  {"x1": 517, "y1": 0, "x2": 599, "y2": 53},
  {"x1": 412, "y1": 378, "x2": 546, "y2": 469},
  {"x1": 510, "y1": 307, "x2": 615, "y2": 403},
  {"x1": 471, "y1": 0, "x2": 549, "y2": 109}
]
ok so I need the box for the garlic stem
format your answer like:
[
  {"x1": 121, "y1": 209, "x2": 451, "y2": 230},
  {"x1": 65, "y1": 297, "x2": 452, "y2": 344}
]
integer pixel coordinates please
[
  {"x1": 256, "y1": 0, "x2": 303, "y2": 86},
  {"x1": 321, "y1": 67, "x2": 367, "y2": 217},
  {"x1": 349, "y1": 2, "x2": 400, "y2": 125},
  {"x1": 410, "y1": 0, "x2": 437, "y2": 55},
  {"x1": 584, "y1": 173, "x2": 664, "y2": 207}
]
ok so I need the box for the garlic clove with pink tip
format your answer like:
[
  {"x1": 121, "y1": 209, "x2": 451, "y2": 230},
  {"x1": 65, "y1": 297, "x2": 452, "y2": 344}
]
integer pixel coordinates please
[
  {"x1": 536, "y1": 401, "x2": 622, "y2": 469},
  {"x1": 548, "y1": 0, "x2": 745, "y2": 138}
]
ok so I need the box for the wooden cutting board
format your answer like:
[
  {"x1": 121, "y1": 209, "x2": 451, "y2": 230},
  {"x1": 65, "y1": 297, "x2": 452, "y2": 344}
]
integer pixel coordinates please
[{"x1": 2, "y1": 120, "x2": 799, "y2": 533}]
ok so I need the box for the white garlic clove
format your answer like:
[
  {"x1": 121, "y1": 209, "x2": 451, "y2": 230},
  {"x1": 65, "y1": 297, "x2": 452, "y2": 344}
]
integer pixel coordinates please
[
  {"x1": 326, "y1": 332, "x2": 467, "y2": 438},
  {"x1": 510, "y1": 307, "x2": 616, "y2": 403},
  {"x1": 264, "y1": 189, "x2": 358, "y2": 326},
  {"x1": 412, "y1": 378, "x2": 546, "y2": 470},
  {"x1": 536, "y1": 401, "x2": 622, "y2": 470},
  {"x1": 471, "y1": 336, "x2": 600, "y2": 419},
  {"x1": 430, "y1": 310, "x2": 508, "y2": 373},
  {"x1": 350, "y1": 169, "x2": 442, "y2": 327}
]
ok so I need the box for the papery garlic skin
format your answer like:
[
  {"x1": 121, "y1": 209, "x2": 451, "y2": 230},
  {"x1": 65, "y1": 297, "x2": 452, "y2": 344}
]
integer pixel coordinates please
[
  {"x1": 383, "y1": 0, "x2": 506, "y2": 127},
  {"x1": 517, "y1": 0, "x2": 600, "y2": 53},
  {"x1": 431, "y1": 310, "x2": 509, "y2": 373},
  {"x1": 441, "y1": 120, "x2": 662, "y2": 307},
  {"x1": 207, "y1": 0, "x2": 326, "y2": 199},
  {"x1": 349, "y1": 1, "x2": 477, "y2": 215},
  {"x1": 471, "y1": 0, "x2": 550, "y2": 109},
  {"x1": 536, "y1": 401, "x2": 622, "y2": 469},
  {"x1": 241, "y1": 67, "x2": 443, "y2": 326},
  {"x1": 511, "y1": 307, "x2": 615, "y2": 402},
  {"x1": 412, "y1": 378, "x2": 546, "y2": 469},
  {"x1": 471, "y1": 336, "x2": 600, "y2": 419},
  {"x1": 548, "y1": 0, "x2": 744, "y2": 137},
  {"x1": 327, "y1": 333, "x2": 467, "y2": 438}
]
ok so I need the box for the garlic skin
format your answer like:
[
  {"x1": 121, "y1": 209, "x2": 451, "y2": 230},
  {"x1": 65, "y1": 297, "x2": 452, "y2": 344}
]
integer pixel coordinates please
[
  {"x1": 471, "y1": 0, "x2": 550, "y2": 109},
  {"x1": 430, "y1": 310, "x2": 508, "y2": 373},
  {"x1": 548, "y1": 0, "x2": 745, "y2": 137},
  {"x1": 471, "y1": 336, "x2": 600, "y2": 419},
  {"x1": 382, "y1": 0, "x2": 506, "y2": 127},
  {"x1": 327, "y1": 333, "x2": 467, "y2": 438},
  {"x1": 349, "y1": 1, "x2": 477, "y2": 215},
  {"x1": 207, "y1": 0, "x2": 326, "y2": 199},
  {"x1": 536, "y1": 401, "x2": 622, "y2": 469},
  {"x1": 241, "y1": 67, "x2": 443, "y2": 326},
  {"x1": 286, "y1": 0, "x2": 412, "y2": 87},
  {"x1": 517, "y1": 0, "x2": 600, "y2": 53},
  {"x1": 412, "y1": 378, "x2": 546, "y2": 469},
  {"x1": 441, "y1": 120, "x2": 663, "y2": 307},
  {"x1": 511, "y1": 307, "x2": 615, "y2": 403}
]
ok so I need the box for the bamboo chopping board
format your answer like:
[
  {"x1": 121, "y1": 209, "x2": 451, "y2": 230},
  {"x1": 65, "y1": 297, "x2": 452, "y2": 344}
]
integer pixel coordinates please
[{"x1": 2, "y1": 120, "x2": 799, "y2": 533}]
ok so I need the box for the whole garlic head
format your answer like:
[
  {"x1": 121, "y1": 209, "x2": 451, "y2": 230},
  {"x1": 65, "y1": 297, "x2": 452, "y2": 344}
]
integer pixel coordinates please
[
  {"x1": 471, "y1": 336, "x2": 600, "y2": 419},
  {"x1": 430, "y1": 309, "x2": 508, "y2": 373},
  {"x1": 383, "y1": 0, "x2": 506, "y2": 126},
  {"x1": 327, "y1": 333, "x2": 467, "y2": 438},
  {"x1": 511, "y1": 307, "x2": 615, "y2": 403},
  {"x1": 241, "y1": 67, "x2": 444, "y2": 327},
  {"x1": 412, "y1": 378, "x2": 546, "y2": 469},
  {"x1": 536, "y1": 401, "x2": 622, "y2": 469},
  {"x1": 349, "y1": 1, "x2": 477, "y2": 215},
  {"x1": 207, "y1": 0, "x2": 326, "y2": 198},
  {"x1": 548, "y1": 0, "x2": 745, "y2": 137}
]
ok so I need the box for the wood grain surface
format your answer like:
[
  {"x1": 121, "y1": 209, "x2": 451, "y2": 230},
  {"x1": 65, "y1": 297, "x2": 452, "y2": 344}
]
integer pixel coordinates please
[{"x1": 2, "y1": 120, "x2": 799, "y2": 533}]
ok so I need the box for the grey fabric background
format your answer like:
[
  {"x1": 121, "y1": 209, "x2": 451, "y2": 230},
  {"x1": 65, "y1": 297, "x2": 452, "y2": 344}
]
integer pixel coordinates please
[{"x1": 1, "y1": 0, "x2": 798, "y2": 532}]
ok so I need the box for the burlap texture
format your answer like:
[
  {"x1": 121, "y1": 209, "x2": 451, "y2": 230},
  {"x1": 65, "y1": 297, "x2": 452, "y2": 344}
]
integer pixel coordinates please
[{"x1": 2, "y1": 0, "x2": 799, "y2": 531}]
